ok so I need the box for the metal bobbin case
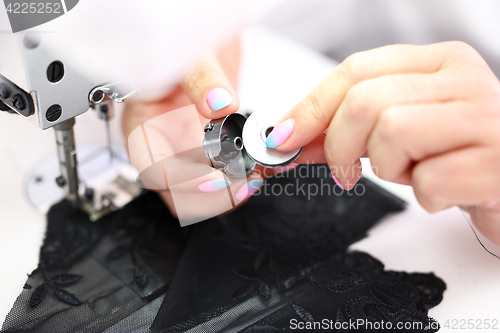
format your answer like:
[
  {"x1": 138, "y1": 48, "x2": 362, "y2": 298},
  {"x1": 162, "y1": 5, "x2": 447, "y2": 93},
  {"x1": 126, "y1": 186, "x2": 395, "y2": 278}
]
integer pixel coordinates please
[
  {"x1": 203, "y1": 113, "x2": 256, "y2": 179},
  {"x1": 203, "y1": 110, "x2": 303, "y2": 178}
]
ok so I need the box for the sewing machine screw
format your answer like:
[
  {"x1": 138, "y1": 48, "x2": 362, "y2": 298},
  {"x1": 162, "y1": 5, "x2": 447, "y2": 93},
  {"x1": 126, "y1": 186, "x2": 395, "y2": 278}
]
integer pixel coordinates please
[
  {"x1": 91, "y1": 90, "x2": 105, "y2": 104},
  {"x1": 23, "y1": 33, "x2": 41, "y2": 49},
  {"x1": 47, "y1": 61, "x2": 65, "y2": 83},
  {"x1": 46, "y1": 104, "x2": 62, "y2": 122},
  {"x1": 55, "y1": 176, "x2": 66, "y2": 187},
  {"x1": 12, "y1": 94, "x2": 26, "y2": 110}
]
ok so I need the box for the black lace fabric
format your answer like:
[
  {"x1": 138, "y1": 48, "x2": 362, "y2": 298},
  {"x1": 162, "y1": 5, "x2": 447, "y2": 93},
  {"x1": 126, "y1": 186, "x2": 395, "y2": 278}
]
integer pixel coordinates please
[
  {"x1": 1, "y1": 165, "x2": 445, "y2": 332},
  {"x1": 2, "y1": 191, "x2": 188, "y2": 333}
]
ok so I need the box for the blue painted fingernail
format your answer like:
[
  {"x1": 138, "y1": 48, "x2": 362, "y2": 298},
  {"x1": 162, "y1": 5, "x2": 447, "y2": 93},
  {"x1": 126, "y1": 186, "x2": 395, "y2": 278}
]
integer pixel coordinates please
[
  {"x1": 265, "y1": 119, "x2": 294, "y2": 148},
  {"x1": 235, "y1": 179, "x2": 263, "y2": 201},
  {"x1": 198, "y1": 179, "x2": 231, "y2": 192},
  {"x1": 207, "y1": 88, "x2": 234, "y2": 111}
]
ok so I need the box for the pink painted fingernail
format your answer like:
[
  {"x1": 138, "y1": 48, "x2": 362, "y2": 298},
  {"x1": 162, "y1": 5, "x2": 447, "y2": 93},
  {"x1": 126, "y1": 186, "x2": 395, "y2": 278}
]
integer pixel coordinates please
[
  {"x1": 265, "y1": 119, "x2": 294, "y2": 148},
  {"x1": 331, "y1": 172, "x2": 344, "y2": 189},
  {"x1": 274, "y1": 163, "x2": 299, "y2": 173},
  {"x1": 235, "y1": 179, "x2": 263, "y2": 201},
  {"x1": 198, "y1": 179, "x2": 231, "y2": 192},
  {"x1": 207, "y1": 88, "x2": 234, "y2": 111}
]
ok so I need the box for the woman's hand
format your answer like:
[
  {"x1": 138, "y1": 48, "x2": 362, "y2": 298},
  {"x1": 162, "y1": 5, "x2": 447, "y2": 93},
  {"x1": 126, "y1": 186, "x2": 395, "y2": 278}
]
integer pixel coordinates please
[
  {"x1": 122, "y1": 37, "x2": 264, "y2": 223},
  {"x1": 266, "y1": 41, "x2": 500, "y2": 245}
]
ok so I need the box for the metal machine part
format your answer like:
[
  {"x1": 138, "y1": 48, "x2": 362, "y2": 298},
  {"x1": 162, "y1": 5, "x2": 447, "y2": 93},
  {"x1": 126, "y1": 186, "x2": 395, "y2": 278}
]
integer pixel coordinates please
[
  {"x1": 89, "y1": 82, "x2": 138, "y2": 105},
  {"x1": 0, "y1": 32, "x2": 139, "y2": 219},
  {"x1": 0, "y1": 75, "x2": 35, "y2": 117},
  {"x1": 0, "y1": 32, "x2": 101, "y2": 129},
  {"x1": 25, "y1": 144, "x2": 141, "y2": 222},
  {"x1": 203, "y1": 113, "x2": 257, "y2": 179},
  {"x1": 54, "y1": 119, "x2": 80, "y2": 208},
  {"x1": 242, "y1": 109, "x2": 302, "y2": 168}
]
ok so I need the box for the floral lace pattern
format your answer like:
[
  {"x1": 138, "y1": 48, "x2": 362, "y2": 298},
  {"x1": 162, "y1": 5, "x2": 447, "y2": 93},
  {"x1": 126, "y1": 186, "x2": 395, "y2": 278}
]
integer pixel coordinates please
[{"x1": 2, "y1": 165, "x2": 445, "y2": 333}]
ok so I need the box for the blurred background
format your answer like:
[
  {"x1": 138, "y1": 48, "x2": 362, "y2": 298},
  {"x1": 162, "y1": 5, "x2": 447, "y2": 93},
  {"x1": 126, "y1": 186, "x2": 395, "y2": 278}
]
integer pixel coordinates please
[{"x1": 260, "y1": 0, "x2": 500, "y2": 77}]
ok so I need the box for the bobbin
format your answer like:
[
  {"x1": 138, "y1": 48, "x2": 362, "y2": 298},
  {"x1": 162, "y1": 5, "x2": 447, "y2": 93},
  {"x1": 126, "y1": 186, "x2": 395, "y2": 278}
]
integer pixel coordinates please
[{"x1": 242, "y1": 109, "x2": 303, "y2": 168}]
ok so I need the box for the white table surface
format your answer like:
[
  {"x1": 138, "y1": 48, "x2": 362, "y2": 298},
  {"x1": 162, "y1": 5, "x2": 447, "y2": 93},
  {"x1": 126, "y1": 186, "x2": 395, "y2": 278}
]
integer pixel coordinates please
[{"x1": 1, "y1": 26, "x2": 500, "y2": 332}]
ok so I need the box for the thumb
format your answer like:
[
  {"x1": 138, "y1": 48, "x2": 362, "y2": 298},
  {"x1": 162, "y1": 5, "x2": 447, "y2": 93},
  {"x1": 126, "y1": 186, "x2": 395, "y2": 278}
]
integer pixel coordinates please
[{"x1": 182, "y1": 52, "x2": 240, "y2": 119}]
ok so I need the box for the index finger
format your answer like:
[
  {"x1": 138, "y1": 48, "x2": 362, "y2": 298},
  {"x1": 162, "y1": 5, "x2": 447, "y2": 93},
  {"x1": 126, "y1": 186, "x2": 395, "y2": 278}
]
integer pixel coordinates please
[{"x1": 266, "y1": 42, "x2": 465, "y2": 151}]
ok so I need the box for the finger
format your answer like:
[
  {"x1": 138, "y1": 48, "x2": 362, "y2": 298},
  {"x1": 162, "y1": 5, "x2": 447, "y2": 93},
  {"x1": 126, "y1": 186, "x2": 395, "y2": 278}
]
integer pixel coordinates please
[
  {"x1": 142, "y1": 149, "x2": 263, "y2": 196},
  {"x1": 324, "y1": 72, "x2": 459, "y2": 188},
  {"x1": 124, "y1": 95, "x2": 200, "y2": 173},
  {"x1": 166, "y1": 160, "x2": 230, "y2": 194},
  {"x1": 182, "y1": 52, "x2": 240, "y2": 118},
  {"x1": 127, "y1": 120, "x2": 170, "y2": 176},
  {"x1": 255, "y1": 135, "x2": 328, "y2": 180},
  {"x1": 233, "y1": 174, "x2": 264, "y2": 203},
  {"x1": 159, "y1": 172, "x2": 263, "y2": 224},
  {"x1": 368, "y1": 102, "x2": 482, "y2": 184},
  {"x1": 266, "y1": 42, "x2": 472, "y2": 151},
  {"x1": 252, "y1": 164, "x2": 299, "y2": 179},
  {"x1": 412, "y1": 146, "x2": 500, "y2": 213},
  {"x1": 294, "y1": 134, "x2": 328, "y2": 164},
  {"x1": 464, "y1": 204, "x2": 500, "y2": 246},
  {"x1": 215, "y1": 35, "x2": 241, "y2": 89},
  {"x1": 328, "y1": 158, "x2": 363, "y2": 191},
  {"x1": 161, "y1": 143, "x2": 264, "y2": 196}
]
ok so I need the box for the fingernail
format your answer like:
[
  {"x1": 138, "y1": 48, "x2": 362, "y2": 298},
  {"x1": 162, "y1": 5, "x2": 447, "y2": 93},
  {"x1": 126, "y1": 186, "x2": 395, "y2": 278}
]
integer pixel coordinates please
[
  {"x1": 207, "y1": 88, "x2": 234, "y2": 111},
  {"x1": 235, "y1": 179, "x2": 263, "y2": 201},
  {"x1": 265, "y1": 119, "x2": 294, "y2": 148},
  {"x1": 331, "y1": 172, "x2": 344, "y2": 189},
  {"x1": 198, "y1": 179, "x2": 231, "y2": 192},
  {"x1": 274, "y1": 163, "x2": 299, "y2": 173}
]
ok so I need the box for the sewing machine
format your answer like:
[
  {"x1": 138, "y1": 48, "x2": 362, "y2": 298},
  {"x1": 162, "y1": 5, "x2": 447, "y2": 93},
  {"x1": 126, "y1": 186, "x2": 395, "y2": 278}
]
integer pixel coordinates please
[{"x1": 0, "y1": 32, "x2": 142, "y2": 220}]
